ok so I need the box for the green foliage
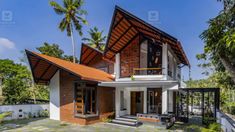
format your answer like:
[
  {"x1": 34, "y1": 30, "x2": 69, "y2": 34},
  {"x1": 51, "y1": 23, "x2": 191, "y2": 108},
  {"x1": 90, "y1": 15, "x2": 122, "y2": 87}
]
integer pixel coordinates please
[
  {"x1": 50, "y1": 0, "x2": 87, "y2": 36},
  {"x1": 36, "y1": 42, "x2": 64, "y2": 58},
  {"x1": 38, "y1": 110, "x2": 49, "y2": 117},
  {"x1": 82, "y1": 27, "x2": 107, "y2": 51},
  {"x1": 0, "y1": 59, "x2": 31, "y2": 104},
  {"x1": 197, "y1": 0, "x2": 235, "y2": 82},
  {"x1": 184, "y1": 124, "x2": 202, "y2": 132},
  {"x1": 0, "y1": 59, "x2": 49, "y2": 104},
  {"x1": 0, "y1": 112, "x2": 12, "y2": 123},
  {"x1": 50, "y1": 0, "x2": 88, "y2": 63},
  {"x1": 201, "y1": 123, "x2": 221, "y2": 132},
  {"x1": 223, "y1": 102, "x2": 235, "y2": 115},
  {"x1": 36, "y1": 42, "x2": 79, "y2": 63}
]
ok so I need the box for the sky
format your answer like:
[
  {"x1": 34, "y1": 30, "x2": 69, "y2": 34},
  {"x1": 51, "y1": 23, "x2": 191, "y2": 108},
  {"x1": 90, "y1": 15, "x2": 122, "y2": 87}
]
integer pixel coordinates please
[{"x1": 0, "y1": 0, "x2": 223, "y2": 80}]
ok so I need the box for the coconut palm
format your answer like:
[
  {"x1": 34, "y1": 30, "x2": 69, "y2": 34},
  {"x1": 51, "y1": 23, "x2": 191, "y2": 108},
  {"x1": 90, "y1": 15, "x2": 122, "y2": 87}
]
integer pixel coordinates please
[
  {"x1": 82, "y1": 27, "x2": 106, "y2": 51},
  {"x1": 50, "y1": 0, "x2": 87, "y2": 63}
]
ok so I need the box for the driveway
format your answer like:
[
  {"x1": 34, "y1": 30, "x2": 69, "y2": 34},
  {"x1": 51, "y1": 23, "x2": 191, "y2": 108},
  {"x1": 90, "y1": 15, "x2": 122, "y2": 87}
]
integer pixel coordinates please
[{"x1": 0, "y1": 118, "x2": 184, "y2": 132}]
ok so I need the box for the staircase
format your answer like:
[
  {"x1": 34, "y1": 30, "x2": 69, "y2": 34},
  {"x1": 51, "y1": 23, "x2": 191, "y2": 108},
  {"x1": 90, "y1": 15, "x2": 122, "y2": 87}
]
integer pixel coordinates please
[{"x1": 109, "y1": 115, "x2": 141, "y2": 127}]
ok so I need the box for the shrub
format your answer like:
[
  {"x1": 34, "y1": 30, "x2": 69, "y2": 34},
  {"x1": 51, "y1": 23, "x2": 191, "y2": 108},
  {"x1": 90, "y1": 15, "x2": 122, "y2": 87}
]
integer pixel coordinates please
[
  {"x1": 0, "y1": 112, "x2": 12, "y2": 123},
  {"x1": 184, "y1": 125, "x2": 202, "y2": 132},
  {"x1": 38, "y1": 110, "x2": 49, "y2": 117}
]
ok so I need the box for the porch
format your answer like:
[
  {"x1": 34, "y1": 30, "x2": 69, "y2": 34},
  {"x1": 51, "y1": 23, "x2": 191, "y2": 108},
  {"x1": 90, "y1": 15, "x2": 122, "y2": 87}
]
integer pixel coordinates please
[{"x1": 99, "y1": 80, "x2": 179, "y2": 117}]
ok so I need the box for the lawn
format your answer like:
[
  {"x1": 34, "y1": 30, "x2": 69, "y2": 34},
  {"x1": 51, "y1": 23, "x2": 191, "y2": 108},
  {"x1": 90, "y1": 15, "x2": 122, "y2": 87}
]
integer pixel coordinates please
[{"x1": 0, "y1": 118, "x2": 211, "y2": 132}]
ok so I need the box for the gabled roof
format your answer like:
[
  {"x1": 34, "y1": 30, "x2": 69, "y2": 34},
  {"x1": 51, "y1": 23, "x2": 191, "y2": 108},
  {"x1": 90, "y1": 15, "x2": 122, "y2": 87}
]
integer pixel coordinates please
[
  {"x1": 80, "y1": 43, "x2": 103, "y2": 65},
  {"x1": 104, "y1": 6, "x2": 190, "y2": 66},
  {"x1": 25, "y1": 50, "x2": 114, "y2": 84}
]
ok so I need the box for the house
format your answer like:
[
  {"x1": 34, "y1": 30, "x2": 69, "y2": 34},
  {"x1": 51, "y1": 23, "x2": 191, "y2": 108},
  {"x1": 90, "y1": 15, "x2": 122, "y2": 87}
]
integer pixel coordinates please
[{"x1": 26, "y1": 6, "x2": 190, "y2": 125}]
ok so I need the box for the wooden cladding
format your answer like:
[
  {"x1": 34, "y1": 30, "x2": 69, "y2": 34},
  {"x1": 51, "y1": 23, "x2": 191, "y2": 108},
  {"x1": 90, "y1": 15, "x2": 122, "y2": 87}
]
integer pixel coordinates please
[{"x1": 74, "y1": 82, "x2": 97, "y2": 115}]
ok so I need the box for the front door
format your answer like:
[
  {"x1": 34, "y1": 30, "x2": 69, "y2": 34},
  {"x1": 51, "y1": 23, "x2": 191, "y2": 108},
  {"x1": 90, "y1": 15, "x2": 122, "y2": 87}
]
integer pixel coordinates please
[{"x1": 131, "y1": 91, "x2": 143, "y2": 115}]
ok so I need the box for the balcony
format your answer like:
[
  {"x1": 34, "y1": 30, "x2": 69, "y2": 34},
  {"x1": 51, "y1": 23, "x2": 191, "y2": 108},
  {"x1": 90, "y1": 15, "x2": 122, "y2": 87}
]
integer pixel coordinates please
[
  {"x1": 130, "y1": 67, "x2": 165, "y2": 81},
  {"x1": 133, "y1": 68, "x2": 163, "y2": 75}
]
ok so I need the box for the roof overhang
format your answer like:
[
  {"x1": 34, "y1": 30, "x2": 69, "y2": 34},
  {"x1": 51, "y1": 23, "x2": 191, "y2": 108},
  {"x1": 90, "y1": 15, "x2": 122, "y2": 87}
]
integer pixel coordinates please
[
  {"x1": 80, "y1": 43, "x2": 104, "y2": 65},
  {"x1": 99, "y1": 80, "x2": 178, "y2": 87},
  {"x1": 104, "y1": 6, "x2": 190, "y2": 66},
  {"x1": 26, "y1": 50, "x2": 114, "y2": 85}
]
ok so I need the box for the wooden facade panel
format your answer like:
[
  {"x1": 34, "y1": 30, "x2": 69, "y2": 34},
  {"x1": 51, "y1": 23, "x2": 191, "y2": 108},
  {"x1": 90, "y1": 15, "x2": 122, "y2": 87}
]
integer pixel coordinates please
[{"x1": 97, "y1": 87, "x2": 115, "y2": 114}]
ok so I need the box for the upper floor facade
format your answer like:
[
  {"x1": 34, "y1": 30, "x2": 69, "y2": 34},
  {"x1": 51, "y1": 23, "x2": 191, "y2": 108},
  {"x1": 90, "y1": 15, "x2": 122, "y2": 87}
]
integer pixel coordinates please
[{"x1": 80, "y1": 6, "x2": 190, "y2": 82}]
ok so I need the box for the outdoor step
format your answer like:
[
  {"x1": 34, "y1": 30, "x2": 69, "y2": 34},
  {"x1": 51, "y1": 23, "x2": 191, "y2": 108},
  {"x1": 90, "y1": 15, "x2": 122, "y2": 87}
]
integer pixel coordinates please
[
  {"x1": 111, "y1": 119, "x2": 137, "y2": 126},
  {"x1": 120, "y1": 115, "x2": 137, "y2": 120},
  {"x1": 115, "y1": 117, "x2": 137, "y2": 122}
]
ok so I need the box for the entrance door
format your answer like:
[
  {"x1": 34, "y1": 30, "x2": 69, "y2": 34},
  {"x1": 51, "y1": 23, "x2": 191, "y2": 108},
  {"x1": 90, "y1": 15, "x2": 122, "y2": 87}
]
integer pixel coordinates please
[{"x1": 131, "y1": 92, "x2": 143, "y2": 115}]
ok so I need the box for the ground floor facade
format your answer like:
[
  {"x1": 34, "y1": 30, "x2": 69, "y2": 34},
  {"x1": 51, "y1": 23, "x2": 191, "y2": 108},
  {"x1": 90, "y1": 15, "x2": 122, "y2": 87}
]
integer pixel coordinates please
[
  {"x1": 49, "y1": 70, "x2": 180, "y2": 125},
  {"x1": 114, "y1": 86, "x2": 178, "y2": 118}
]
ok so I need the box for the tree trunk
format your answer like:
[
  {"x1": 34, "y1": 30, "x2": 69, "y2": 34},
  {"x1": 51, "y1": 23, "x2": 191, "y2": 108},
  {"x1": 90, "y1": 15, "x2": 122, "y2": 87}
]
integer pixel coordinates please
[
  {"x1": 219, "y1": 54, "x2": 235, "y2": 83},
  {"x1": 70, "y1": 24, "x2": 76, "y2": 63}
]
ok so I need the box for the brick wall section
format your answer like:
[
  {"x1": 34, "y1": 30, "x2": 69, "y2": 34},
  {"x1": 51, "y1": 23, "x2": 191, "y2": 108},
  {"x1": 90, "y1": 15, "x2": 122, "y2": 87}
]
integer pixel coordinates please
[
  {"x1": 120, "y1": 36, "x2": 140, "y2": 77},
  {"x1": 87, "y1": 54, "x2": 114, "y2": 74},
  {"x1": 59, "y1": 70, "x2": 115, "y2": 125}
]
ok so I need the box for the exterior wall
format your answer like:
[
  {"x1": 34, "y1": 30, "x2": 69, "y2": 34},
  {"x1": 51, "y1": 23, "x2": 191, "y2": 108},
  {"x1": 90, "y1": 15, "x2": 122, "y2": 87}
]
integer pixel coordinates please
[
  {"x1": 120, "y1": 36, "x2": 140, "y2": 78},
  {"x1": 217, "y1": 110, "x2": 235, "y2": 132},
  {"x1": 0, "y1": 104, "x2": 49, "y2": 120},
  {"x1": 87, "y1": 55, "x2": 114, "y2": 74},
  {"x1": 59, "y1": 70, "x2": 89, "y2": 125},
  {"x1": 115, "y1": 87, "x2": 147, "y2": 117},
  {"x1": 97, "y1": 87, "x2": 115, "y2": 118},
  {"x1": 49, "y1": 70, "x2": 60, "y2": 120},
  {"x1": 59, "y1": 70, "x2": 115, "y2": 125},
  {"x1": 115, "y1": 84, "x2": 179, "y2": 117}
]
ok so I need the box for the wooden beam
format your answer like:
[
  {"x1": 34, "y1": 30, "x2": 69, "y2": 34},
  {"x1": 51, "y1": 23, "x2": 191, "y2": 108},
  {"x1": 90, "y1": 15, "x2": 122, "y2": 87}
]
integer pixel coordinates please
[
  {"x1": 33, "y1": 59, "x2": 40, "y2": 70},
  {"x1": 109, "y1": 33, "x2": 139, "y2": 60},
  {"x1": 109, "y1": 26, "x2": 133, "y2": 50},
  {"x1": 82, "y1": 50, "x2": 94, "y2": 64},
  {"x1": 86, "y1": 53, "x2": 98, "y2": 65},
  {"x1": 37, "y1": 64, "x2": 52, "y2": 83},
  {"x1": 113, "y1": 17, "x2": 124, "y2": 29}
]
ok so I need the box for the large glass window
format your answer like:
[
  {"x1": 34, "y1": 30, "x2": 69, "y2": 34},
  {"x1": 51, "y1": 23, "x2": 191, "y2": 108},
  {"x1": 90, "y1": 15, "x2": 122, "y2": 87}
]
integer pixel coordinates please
[{"x1": 74, "y1": 82, "x2": 97, "y2": 116}]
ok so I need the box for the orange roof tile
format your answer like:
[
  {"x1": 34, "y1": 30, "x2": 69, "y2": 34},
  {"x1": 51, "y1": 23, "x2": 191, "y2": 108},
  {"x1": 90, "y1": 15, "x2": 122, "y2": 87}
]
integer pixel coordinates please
[{"x1": 26, "y1": 50, "x2": 114, "y2": 82}]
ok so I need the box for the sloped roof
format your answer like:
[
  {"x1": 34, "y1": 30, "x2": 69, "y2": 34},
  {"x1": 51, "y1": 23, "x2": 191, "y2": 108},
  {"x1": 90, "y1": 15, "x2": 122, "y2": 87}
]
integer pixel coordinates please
[
  {"x1": 104, "y1": 6, "x2": 190, "y2": 66},
  {"x1": 26, "y1": 50, "x2": 114, "y2": 84},
  {"x1": 80, "y1": 43, "x2": 103, "y2": 65}
]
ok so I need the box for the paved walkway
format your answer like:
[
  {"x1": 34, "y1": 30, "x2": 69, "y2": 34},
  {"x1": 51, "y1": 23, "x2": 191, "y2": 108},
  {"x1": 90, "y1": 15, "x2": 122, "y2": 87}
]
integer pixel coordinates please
[{"x1": 0, "y1": 118, "x2": 184, "y2": 132}]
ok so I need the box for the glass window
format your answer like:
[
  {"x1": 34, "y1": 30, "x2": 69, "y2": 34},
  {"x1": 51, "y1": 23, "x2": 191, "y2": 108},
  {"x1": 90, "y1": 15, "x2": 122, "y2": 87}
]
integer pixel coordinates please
[{"x1": 74, "y1": 82, "x2": 97, "y2": 115}]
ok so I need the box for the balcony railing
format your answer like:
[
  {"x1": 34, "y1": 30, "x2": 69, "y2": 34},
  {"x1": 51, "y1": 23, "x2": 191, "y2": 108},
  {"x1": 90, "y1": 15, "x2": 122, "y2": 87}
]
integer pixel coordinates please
[{"x1": 133, "y1": 68, "x2": 162, "y2": 75}]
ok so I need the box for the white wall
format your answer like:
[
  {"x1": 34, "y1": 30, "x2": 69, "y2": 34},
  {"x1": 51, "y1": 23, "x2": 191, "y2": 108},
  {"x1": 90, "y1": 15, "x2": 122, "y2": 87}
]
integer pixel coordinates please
[
  {"x1": 217, "y1": 110, "x2": 235, "y2": 132},
  {"x1": 0, "y1": 104, "x2": 49, "y2": 120},
  {"x1": 49, "y1": 70, "x2": 60, "y2": 120}
]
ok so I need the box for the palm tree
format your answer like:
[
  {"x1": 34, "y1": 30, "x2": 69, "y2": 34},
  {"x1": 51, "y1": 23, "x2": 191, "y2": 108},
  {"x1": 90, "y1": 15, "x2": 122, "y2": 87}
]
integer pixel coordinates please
[
  {"x1": 82, "y1": 27, "x2": 106, "y2": 51},
  {"x1": 50, "y1": 0, "x2": 87, "y2": 63}
]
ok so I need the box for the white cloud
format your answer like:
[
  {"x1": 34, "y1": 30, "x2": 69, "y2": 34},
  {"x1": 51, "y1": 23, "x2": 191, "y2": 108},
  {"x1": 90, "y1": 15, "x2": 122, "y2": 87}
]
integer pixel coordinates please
[{"x1": 0, "y1": 37, "x2": 15, "y2": 49}]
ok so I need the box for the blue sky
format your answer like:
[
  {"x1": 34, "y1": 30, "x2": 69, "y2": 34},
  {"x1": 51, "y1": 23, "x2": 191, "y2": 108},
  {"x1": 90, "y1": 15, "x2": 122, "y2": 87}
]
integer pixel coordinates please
[{"x1": 0, "y1": 0, "x2": 222, "y2": 80}]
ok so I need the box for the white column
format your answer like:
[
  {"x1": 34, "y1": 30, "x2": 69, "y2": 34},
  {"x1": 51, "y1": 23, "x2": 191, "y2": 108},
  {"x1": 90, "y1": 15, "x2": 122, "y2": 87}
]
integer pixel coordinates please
[
  {"x1": 162, "y1": 87, "x2": 168, "y2": 114},
  {"x1": 162, "y1": 43, "x2": 168, "y2": 80},
  {"x1": 49, "y1": 70, "x2": 60, "y2": 120},
  {"x1": 115, "y1": 87, "x2": 120, "y2": 117},
  {"x1": 115, "y1": 53, "x2": 120, "y2": 80},
  {"x1": 168, "y1": 90, "x2": 173, "y2": 112},
  {"x1": 143, "y1": 88, "x2": 147, "y2": 113}
]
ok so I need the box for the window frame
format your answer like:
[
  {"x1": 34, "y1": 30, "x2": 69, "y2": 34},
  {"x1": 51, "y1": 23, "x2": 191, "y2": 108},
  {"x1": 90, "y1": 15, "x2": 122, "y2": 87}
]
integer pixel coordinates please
[{"x1": 73, "y1": 81, "x2": 98, "y2": 118}]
